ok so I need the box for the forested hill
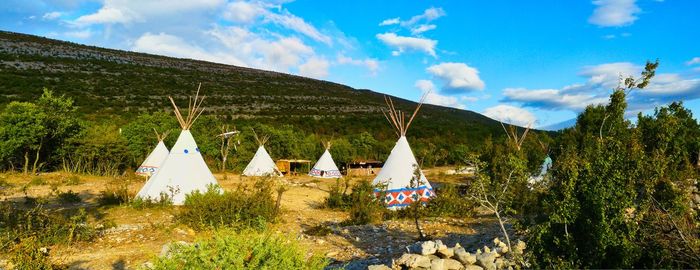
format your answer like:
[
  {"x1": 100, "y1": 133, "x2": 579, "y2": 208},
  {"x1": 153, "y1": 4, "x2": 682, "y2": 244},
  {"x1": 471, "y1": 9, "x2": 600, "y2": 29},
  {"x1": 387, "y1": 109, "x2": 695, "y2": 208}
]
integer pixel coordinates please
[{"x1": 0, "y1": 30, "x2": 519, "y2": 148}]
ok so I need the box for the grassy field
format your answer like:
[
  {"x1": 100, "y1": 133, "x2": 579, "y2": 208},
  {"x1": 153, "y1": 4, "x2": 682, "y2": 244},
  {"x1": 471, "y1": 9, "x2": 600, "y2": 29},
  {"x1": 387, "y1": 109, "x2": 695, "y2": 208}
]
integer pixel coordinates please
[{"x1": 0, "y1": 169, "x2": 502, "y2": 269}]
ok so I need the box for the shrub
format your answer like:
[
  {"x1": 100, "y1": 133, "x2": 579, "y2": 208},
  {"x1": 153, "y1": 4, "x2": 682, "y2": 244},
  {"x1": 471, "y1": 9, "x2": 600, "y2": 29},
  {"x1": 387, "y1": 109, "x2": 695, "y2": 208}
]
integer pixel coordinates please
[
  {"x1": 98, "y1": 184, "x2": 131, "y2": 206},
  {"x1": 131, "y1": 193, "x2": 172, "y2": 209},
  {"x1": 177, "y1": 181, "x2": 277, "y2": 230},
  {"x1": 29, "y1": 176, "x2": 46, "y2": 186},
  {"x1": 304, "y1": 224, "x2": 332, "y2": 236},
  {"x1": 146, "y1": 229, "x2": 328, "y2": 270},
  {"x1": 62, "y1": 175, "x2": 81, "y2": 185},
  {"x1": 425, "y1": 183, "x2": 474, "y2": 217},
  {"x1": 9, "y1": 236, "x2": 67, "y2": 270},
  {"x1": 324, "y1": 178, "x2": 352, "y2": 209},
  {"x1": 0, "y1": 201, "x2": 99, "y2": 251},
  {"x1": 343, "y1": 180, "x2": 386, "y2": 225},
  {"x1": 56, "y1": 190, "x2": 82, "y2": 204}
]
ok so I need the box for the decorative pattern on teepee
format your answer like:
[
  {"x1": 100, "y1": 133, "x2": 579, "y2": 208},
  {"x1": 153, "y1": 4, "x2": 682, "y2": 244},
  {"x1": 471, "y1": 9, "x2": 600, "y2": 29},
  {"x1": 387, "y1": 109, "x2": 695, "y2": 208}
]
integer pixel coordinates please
[
  {"x1": 242, "y1": 129, "x2": 282, "y2": 177},
  {"x1": 309, "y1": 141, "x2": 342, "y2": 178},
  {"x1": 372, "y1": 95, "x2": 435, "y2": 209},
  {"x1": 136, "y1": 84, "x2": 219, "y2": 205},
  {"x1": 135, "y1": 129, "x2": 171, "y2": 177}
]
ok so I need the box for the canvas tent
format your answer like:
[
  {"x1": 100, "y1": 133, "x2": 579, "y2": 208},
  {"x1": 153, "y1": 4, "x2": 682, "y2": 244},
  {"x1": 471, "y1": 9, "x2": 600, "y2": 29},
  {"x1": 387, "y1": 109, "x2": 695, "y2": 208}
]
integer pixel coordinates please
[
  {"x1": 136, "y1": 85, "x2": 219, "y2": 205},
  {"x1": 372, "y1": 95, "x2": 435, "y2": 209},
  {"x1": 135, "y1": 129, "x2": 170, "y2": 177},
  {"x1": 242, "y1": 130, "x2": 282, "y2": 176},
  {"x1": 528, "y1": 156, "x2": 552, "y2": 185},
  {"x1": 309, "y1": 142, "x2": 342, "y2": 178}
]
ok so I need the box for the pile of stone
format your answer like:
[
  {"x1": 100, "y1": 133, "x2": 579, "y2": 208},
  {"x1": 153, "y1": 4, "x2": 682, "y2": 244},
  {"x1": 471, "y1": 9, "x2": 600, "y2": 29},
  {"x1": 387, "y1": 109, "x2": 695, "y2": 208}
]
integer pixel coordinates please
[{"x1": 369, "y1": 238, "x2": 527, "y2": 270}]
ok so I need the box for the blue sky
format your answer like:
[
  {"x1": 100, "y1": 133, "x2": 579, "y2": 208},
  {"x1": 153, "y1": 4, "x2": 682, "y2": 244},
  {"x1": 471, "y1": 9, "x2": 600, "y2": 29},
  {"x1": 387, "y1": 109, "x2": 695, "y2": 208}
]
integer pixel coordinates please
[{"x1": 2, "y1": 0, "x2": 699, "y2": 128}]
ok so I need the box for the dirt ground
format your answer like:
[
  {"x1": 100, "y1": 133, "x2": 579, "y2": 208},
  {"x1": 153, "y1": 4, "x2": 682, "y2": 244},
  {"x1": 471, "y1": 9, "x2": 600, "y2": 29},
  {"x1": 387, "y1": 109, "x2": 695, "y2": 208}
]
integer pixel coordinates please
[{"x1": 0, "y1": 168, "x2": 504, "y2": 270}]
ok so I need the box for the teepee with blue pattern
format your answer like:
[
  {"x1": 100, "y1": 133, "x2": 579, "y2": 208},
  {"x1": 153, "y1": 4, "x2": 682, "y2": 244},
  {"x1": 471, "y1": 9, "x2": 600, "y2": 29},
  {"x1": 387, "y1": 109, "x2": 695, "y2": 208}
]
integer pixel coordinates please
[
  {"x1": 372, "y1": 95, "x2": 435, "y2": 209},
  {"x1": 136, "y1": 84, "x2": 218, "y2": 205}
]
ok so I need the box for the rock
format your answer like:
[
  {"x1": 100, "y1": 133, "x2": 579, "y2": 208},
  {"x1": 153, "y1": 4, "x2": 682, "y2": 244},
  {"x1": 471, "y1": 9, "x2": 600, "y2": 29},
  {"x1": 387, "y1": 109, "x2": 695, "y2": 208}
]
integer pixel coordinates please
[
  {"x1": 497, "y1": 246, "x2": 509, "y2": 254},
  {"x1": 476, "y1": 252, "x2": 497, "y2": 270},
  {"x1": 368, "y1": 264, "x2": 392, "y2": 270},
  {"x1": 464, "y1": 265, "x2": 484, "y2": 270},
  {"x1": 513, "y1": 240, "x2": 527, "y2": 255},
  {"x1": 431, "y1": 258, "x2": 446, "y2": 270},
  {"x1": 427, "y1": 254, "x2": 441, "y2": 261},
  {"x1": 495, "y1": 258, "x2": 506, "y2": 269},
  {"x1": 420, "y1": 241, "x2": 438, "y2": 255},
  {"x1": 438, "y1": 247, "x2": 455, "y2": 258},
  {"x1": 436, "y1": 240, "x2": 448, "y2": 250},
  {"x1": 325, "y1": 251, "x2": 339, "y2": 257},
  {"x1": 483, "y1": 246, "x2": 491, "y2": 253},
  {"x1": 444, "y1": 258, "x2": 465, "y2": 270},
  {"x1": 396, "y1": 254, "x2": 432, "y2": 269},
  {"x1": 493, "y1": 238, "x2": 501, "y2": 245},
  {"x1": 454, "y1": 247, "x2": 477, "y2": 265}
]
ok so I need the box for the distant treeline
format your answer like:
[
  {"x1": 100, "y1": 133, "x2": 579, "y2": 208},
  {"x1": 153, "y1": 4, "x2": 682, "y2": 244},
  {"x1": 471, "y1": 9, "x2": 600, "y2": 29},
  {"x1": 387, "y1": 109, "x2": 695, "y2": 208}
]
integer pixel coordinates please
[{"x1": 0, "y1": 89, "x2": 552, "y2": 175}]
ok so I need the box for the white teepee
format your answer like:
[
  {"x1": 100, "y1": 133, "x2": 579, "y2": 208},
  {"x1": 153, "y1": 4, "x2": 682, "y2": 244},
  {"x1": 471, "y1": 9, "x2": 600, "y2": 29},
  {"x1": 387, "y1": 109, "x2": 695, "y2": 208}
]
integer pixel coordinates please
[
  {"x1": 309, "y1": 142, "x2": 341, "y2": 178},
  {"x1": 136, "y1": 84, "x2": 219, "y2": 205},
  {"x1": 372, "y1": 95, "x2": 435, "y2": 209},
  {"x1": 135, "y1": 129, "x2": 170, "y2": 177},
  {"x1": 242, "y1": 131, "x2": 282, "y2": 177}
]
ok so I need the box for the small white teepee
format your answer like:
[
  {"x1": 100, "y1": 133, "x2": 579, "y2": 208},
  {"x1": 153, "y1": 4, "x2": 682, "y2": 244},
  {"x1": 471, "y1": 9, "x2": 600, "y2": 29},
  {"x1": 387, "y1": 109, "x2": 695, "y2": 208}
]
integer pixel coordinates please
[
  {"x1": 242, "y1": 130, "x2": 282, "y2": 177},
  {"x1": 136, "y1": 84, "x2": 219, "y2": 205},
  {"x1": 135, "y1": 129, "x2": 170, "y2": 177},
  {"x1": 372, "y1": 95, "x2": 435, "y2": 209},
  {"x1": 309, "y1": 142, "x2": 341, "y2": 178}
]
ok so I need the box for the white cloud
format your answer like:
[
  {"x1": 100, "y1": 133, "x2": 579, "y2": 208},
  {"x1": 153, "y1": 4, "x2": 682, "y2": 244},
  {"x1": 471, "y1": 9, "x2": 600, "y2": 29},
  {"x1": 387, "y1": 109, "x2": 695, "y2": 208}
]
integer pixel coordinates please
[
  {"x1": 299, "y1": 57, "x2": 329, "y2": 79},
  {"x1": 502, "y1": 62, "x2": 700, "y2": 115},
  {"x1": 686, "y1": 57, "x2": 700, "y2": 66},
  {"x1": 337, "y1": 54, "x2": 379, "y2": 75},
  {"x1": 75, "y1": 0, "x2": 225, "y2": 25},
  {"x1": 133, "y1": 32, "x2": 247, "y2": 66},
  {"x1": 376, "y1": 32, "x2": 437, "y2": 57},
  {"x1": 426, "y1": 62, "x2": 485, "y2": 92},
  {"x1": 264, "y1": 11, "x2": 332, "y2": 45},
  {"x1": 588, "y1": 0, "x2": 641, "y2": 27},
  {"x1": 64, "y1": 29, "x2": 93, "y2": 39},
  {"x1": 415, "y1": 79, "x2": 466, "y2": 109},
  {"x1": 411, "y1": 24, "x2": 436, "y2": 35},
  {"x1": 379, "y1": 17, "x2": 400, "y2": 26},
  {"x1": 42, "y1": 11, "x2": 62, "y2": 20},
  {"x1": 401, "y1": 7, "x2": 445, "y2": 27},
  {"x1": 222, "y1": 1, "x2": 265, "y2": 23},
  {"x1": 483, "y1": 105, "x2": 536, "y2": 127},
  {"x1": 207, "y1": 26, "x2": 314, "y2": 72}
]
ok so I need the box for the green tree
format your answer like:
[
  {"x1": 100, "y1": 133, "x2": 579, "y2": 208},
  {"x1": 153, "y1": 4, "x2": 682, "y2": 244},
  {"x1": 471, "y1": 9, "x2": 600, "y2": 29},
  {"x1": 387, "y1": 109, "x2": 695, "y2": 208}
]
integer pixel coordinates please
[{"x1": 0, "y1": 102, "x2": 47, "y2": 173}]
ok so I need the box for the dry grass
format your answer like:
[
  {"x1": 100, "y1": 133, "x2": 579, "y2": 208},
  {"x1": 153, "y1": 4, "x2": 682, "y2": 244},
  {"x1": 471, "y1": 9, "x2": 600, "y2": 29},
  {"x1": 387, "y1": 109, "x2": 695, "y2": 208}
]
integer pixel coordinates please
[{"x1": 0, "y1": 168, "x2": 486, "y2": 269}]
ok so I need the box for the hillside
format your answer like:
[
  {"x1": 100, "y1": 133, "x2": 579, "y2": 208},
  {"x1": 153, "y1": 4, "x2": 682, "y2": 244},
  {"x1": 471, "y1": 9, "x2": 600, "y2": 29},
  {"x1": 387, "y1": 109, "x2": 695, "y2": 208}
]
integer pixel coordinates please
[{"x1": 0, "y1": 30, "x2": 512, "y2": 147}]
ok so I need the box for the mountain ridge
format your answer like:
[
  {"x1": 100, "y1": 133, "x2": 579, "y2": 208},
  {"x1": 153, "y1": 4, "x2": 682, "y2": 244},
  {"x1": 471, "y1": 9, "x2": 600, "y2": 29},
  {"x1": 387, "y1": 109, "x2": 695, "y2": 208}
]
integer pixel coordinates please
[{"x1": 0, "y1": 30, "x2": 528, "y2": 147}]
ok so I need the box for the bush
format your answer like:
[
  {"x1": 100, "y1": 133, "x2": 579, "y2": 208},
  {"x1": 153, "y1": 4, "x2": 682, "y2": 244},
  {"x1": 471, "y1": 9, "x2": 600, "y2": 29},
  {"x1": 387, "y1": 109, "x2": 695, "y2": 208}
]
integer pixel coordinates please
[
  {"x1": 324, "y1": 178, "x2": 352, "y2": 209},
  {"x1": 146, "y1": 229, "x2": 328, "y2": 270},
  {"x1": 9, "y1": 236, "x2": 67, "y2": 270},
  {"x1": 62, "y1": 175, "x2": 81, "y2": 185},
  {"x1": 0, "y1": 201, "x2": 99, "y2": 251},
  {"x1": 177, "y1": 180, "x2": 277, "y2": 230},
  {"x1": 425, "y1": 183, "x2": 474, "y2": 217},
  {"x1": 131, "y1": 193, "x2": 172, "y2": 209},
  {"x1": 29, "y1": 176, "x2": 46, "y2": 186},
  {"x1": 98, "y1": 184, "x2": 131, "y2": 206},
  {"x1": 56, "y1": 190, "x2": 82, "y2": 204},
  {"x1": 343, "y1": 180, "x2": 387, "y2": 225}
]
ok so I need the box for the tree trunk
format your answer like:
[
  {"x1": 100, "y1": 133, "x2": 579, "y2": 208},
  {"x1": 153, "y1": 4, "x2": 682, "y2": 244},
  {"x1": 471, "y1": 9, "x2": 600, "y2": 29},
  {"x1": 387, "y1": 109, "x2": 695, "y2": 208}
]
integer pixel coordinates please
[
  {"x1": 494, "y1": 209, "x2": 512, "y2": 252},
  {"x1": 32, "y1": 141, "x2": 42, "y2": 174},
  {"x1": 23, "y1": 151, "x2": 29, "y2": 174},
  {"x1": 274, "y1": 187, "x2": 285, "y2": 215}
]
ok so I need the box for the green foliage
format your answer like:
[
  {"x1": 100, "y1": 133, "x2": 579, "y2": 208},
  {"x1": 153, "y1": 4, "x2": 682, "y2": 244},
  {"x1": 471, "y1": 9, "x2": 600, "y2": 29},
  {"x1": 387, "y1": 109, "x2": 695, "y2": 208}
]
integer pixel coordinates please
[
  {"x1": 56, "y1": 190, "x2": 82, "y2": 204},
  {"x1": 324, "y1": 178, "x2": 352, "y2": 209},
  {"x1": 60, "y1": 123, "x2": 130, "y2": 176},
  {"x1": 61, "y1": 175, "x2": 81, "y2": 185},
  {"x1": 343, "y1": 180, "x2": 387, "y2": 225},
  {"x1": 424, "y1": 183, "x2": 474, "y2": 218},
  {"x1": 145, "y1": 229, "x2": 328, "y2": 270},
  {"x1": 97, "y1": 183, "x2": 132, "y2": 206},
  {"x1": 121, "y1": 111, "x2": 179, "y2": 165},
  {"x1": 0, "y1": 201, "x2": 99, "y2": 251},
  {"x1": 30, "y1": 176, "x2": 46, "y2": 186},
  {"x1": 131, "y1": 193, "x2": 173, "y2": 209},
  {"x1": 9, "y1": 236, "x2": 67, "y2": 270},
  {"x1": 529, "y1": 61, "x2": 700, "y2": 269},
  {"x1": 177, "y1": 181, "x2": 278, "y2": 230}
]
